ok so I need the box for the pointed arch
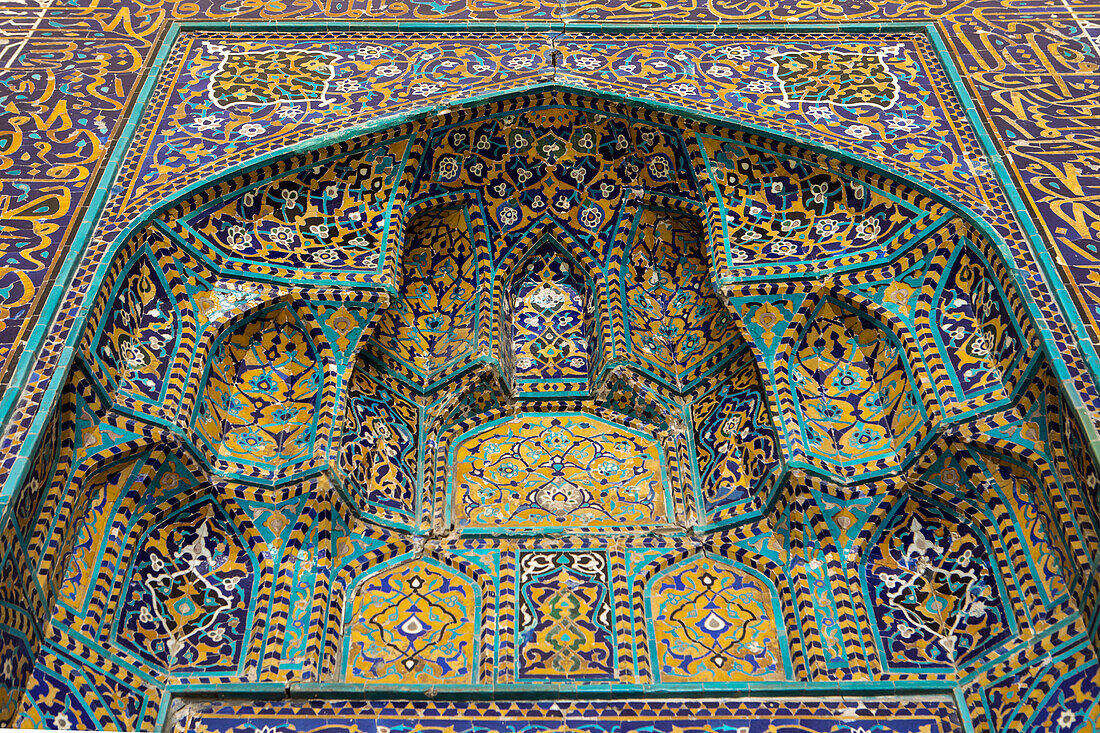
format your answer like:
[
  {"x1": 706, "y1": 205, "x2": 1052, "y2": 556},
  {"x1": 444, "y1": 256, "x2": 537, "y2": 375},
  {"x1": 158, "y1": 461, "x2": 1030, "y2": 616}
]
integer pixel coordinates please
[
  {"x1": 341, "y1": 553, "x2": 483, "y2": 685},
  {"x1": 335, "y1": 351, "x2": 420, "y2": 528},
  {"x1": 915, "y1": 217, "x2": 1035, "y2": 415},
  {"x1": 368, "y1": 199, "x2": 485, "y2": 390},
  {"x1": 642, "y1": 550, "x2": 787, "y2": 684},
  {"x1": 84, "y1": 225, "x2": 189, "y2": 408},
  {"x1": 622, "y1": 196, "x2": 744, "y2": 390},
  {"x1": 105, "y1": 467, "x2": 270, "y2": 680},
  {"x1": 854, "y1": 480, "x2": 1017, "y2": 676},
  {"x1": 189, "y1": 300, "x2": 336, "y2": 479},
  {"x1": 493, "y1": 218, "x2": 610, "y2": 396},
  {"x1": 774, "y1": 286, "x2": 936, "y2": 479}
]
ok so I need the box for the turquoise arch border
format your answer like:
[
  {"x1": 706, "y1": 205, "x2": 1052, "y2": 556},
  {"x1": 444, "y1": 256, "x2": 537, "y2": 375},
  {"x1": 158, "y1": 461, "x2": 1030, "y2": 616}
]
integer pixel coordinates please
[
  {"x1": 3, "y1": 22, "x2": 1097, "y2": 523},
  {"x1": 0, "y1": 30, "x2": 1093, "y2": 710}
]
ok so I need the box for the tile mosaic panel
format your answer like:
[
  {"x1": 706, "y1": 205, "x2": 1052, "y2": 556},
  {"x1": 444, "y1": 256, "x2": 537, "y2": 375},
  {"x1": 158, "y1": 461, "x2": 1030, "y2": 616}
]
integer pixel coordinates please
[
  {"x1": 648, "y1": 554, "x2": 783, "y2": 682},
  {"x1": 193, "y1": 306, "x2": 323, "y2": 473},
  {"x1": 862, "y1": 493, "x2": 1012, "y2": 673},
  {"x1": 516, "y1": 549, "x2": 616, "y2": 681},
  {"x1": 343, "y1": 558, "x2": 478, "y2": 684},
  {"x1": 4, "y1": 17, "x2": 1100, "y2": 733},
  {"x1": 171, "y1": 698, "x2": 964, "y2": 733},
  {"x1": 180, "y1": 135, "x2": 412, "y2": 276},
  {"x1": 451, "y1": 413, "x2": 668, "y2": 530}
]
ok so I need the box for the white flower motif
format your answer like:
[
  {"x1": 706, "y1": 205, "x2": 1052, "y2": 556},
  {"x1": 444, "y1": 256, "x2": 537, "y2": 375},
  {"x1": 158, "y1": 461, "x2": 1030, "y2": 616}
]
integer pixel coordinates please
[
  {"x1": 721, "y1": 45, "x2": 753, "y2": 60},
  {"x1": 579, "y1": 206, "x2": 602, "y2": 229},
  {"x1": 886, "y1": 115, "x2": 920, "y2": 132},
  {"x1": 847, "y1": 124, "x2": 875, "y2": 139},
  {"x1": 270, "y1": 226, "x2": 295, "y2": 245},
  {"x1": 770, "y1": 241, "x2": 797, "y2": 257},
  {"x1": 189, "y1": 115, "x2": 223, "y2": 131},
  {"x1": 647, "y1": 155, "x2": 671, "y2": 180},
  {"x1": 668, "y1": 82, "x2": 697, "y2": 96},
  {"x1": 438, "y1": 156, "x2": 460, "y2": 180},
  {"x1": 356, "y1": 45, "x2": 386, "y2": 59},
  {"x1": 375, "y1": 63, "x2": 402, "y2": 77},
  {"x1": 573, "y1": 56, "x2": 600, "y2": 70},
  {"x1": 745, "y1": 80, "x2": 773, "y2": 94},
  {"x1": 1057, "y1": 710, "x2": 1077, "y2": 729},
  {"x1": 707, "y1": 64, "x2": 734, "y2": 78},
  {"x1": 237, "y1": 122, "x2": 265, "y2": 138},
  {"x1": 814, "y1": 219, "x2": 841, "y2": 238},
  {"x1": 335, "y1": 78, "x2": 361, "y2": 92},
  {"x1": 277, "y1": 105, "x2": 302, "y2": 119},
  {"x1": 311, "y1": 248, "x2": 341, "y2": 264},
  {"x1": 499, "y1": 207, "x2": 519, "y2": 226},
  {"x1": 806, "y1": 106, "x2": 834, "y2": 121},
  {"x1": 531, "y1": 286, "x2": 565, "y2": 310},
  {"x1": 54, "y1": 712, "x2": 73, "y2": 730},
  {"x1": 411, "y1": 82, "x2": 441, "y2": 97},
  {"x1": 507, "y1": 56, "x2": 535, "y2": 70},
  {"x1": 855, "y1": 217, "x2": 881, "y2": 241},
  {"x1": 226, "y1": 225, "x2": 252, "y2": 251}
]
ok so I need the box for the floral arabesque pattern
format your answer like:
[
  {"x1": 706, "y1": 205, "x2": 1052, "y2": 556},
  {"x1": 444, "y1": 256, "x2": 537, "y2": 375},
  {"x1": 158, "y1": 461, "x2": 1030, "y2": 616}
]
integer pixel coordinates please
[
  {"x1": 114, "y1": 500, "x2": 256, "y2": 675},
  {"x1": 370, "y1": 206, "x2": 479, "y2": 384},
  {"x1": 451, "y1": 413, "x2": 667, "y2": 530},
  {"x1": 517, "y1": 550, "x2": 616, "y2": 681},
  {"x1": 649, "y1": 555, "x2": 782, "y2": 682},
  {"x1": 344, "y1": 559, "x2": 477, "y2": 684},
  {"x1": 413, "y1": 107, "x2": 695, "y2": 256},
  {"x1": 339, "y1": 355, "x2": 419, "y2": 523},
  {"x1": 691, "y1": 350, "x2": 781, "y2": 521},
  {"x1": 194, "y1": 307, "x2": 322, "y2": 471},
  {"x1": 790, "y1": 299, "x2": 924, "y2": 472},
  {"x1": 183, "y1": 136, "x2": 410, "y2": 275},
  {"x1": 863, "y1": 494, "x2": 1011, "y2": 671},
  {"x1": 92, "y1": 249, "x2": 179, "y2": 403},
  {"x1": 509, "y1": 241, "x2": 594, "y2": 395},
  {"x1": 624, "y1": 207, "x2": 740, "y2": 387}
]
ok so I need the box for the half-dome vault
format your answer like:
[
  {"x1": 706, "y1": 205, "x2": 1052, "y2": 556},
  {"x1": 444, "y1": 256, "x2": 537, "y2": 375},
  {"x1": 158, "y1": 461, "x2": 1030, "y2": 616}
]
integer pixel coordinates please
[{"x1": 9, "y1": 88, "x2": 1093, "y2": 733}]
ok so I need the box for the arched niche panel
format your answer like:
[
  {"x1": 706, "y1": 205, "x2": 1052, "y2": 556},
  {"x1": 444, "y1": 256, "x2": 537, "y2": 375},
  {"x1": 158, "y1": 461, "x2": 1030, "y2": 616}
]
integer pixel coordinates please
[
  {"x1": 183, "y1": 138, "x2": 410, "y2": 271},
  {"x1": 342, "y1": 556, "x2": 480, "y2": 685},
  {"x1": 411, "y1": 105, "x2": 698, "y2": 261},
  {"x1": 192, "y1": 304, "x2": 326, "y2": 475},
  {"x1": 449, "y1": 411, "x2": 671, "y2": 532},
  {"x1": 860, "y1": 492, "x2": 1012, "y2": 674},
  {"x1": 86, "y1": 225, "x2": 186, "y2": 406},
  {"x1": 56, "y1": 453, "x2": 150, "y2": 617},
  {"x1": 785, "y1": 295, "x2": 928, "y2": 476},
  {"x1": 623, "y1": 205, "x2": 741, "y2": 390},
  {"x1": 112, "y1": 493, "x2": 262, "y2": 678},
  {"x1": 338, "y1": 352, "x2": 419, "y2": 527},
  {"x1": 506, "y1": 237, "x2": 596, "y2": 396},
  {"x1": 646, "y1": 553, "x2": 785, "y2": 683},
  {"x1": 690, "y1": 347, "x2": 781, "y2": 524},
  {"x1": 917, "y1": 219, "x2": 1030, "y2": 411},
  {"x1": 370, "y1": 204, "x2": 481, "y2": 387},
  {"x1": 695, "y1": 132, "x2": 941, "y2": 281}
]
